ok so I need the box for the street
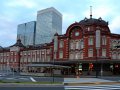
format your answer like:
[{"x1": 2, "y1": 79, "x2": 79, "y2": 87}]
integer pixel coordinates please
[
  {"x1": 0, "y1": 74, "x2": 64, "y2": 83},
  {"x1": 1, "y1": 74, "x2": 120, "y2": 90},
  {"x1": 65, "y1": 84, "x2": 120, "y2": 90},
  {"x1": 0, "y1": 86, "x2": 64, "y2": 90}
]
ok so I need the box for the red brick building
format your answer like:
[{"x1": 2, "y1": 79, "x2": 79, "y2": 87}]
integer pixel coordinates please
[{"x1": 0, "y1": 16, "x2": 120, "y2": 76}]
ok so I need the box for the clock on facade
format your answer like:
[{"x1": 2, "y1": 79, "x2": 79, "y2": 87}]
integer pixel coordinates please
[{"x1": 75, "y1": 32, "x2": 79, "y2": 36}]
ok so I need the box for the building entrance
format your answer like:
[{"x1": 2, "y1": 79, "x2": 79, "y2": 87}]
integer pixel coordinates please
[{"x1": 66, "y1": 62, "x2": 120, "y2": 77}]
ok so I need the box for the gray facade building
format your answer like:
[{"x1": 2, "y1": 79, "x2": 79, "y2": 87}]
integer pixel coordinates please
[
  {"x1": 35, "y1": 7, "x2": 62, "y2": 44},
  {"x1": 17, "y1": 21, "x2": 36, "y2": 46}
]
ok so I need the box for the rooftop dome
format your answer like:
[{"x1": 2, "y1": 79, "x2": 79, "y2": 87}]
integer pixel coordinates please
[
  {"x1": 11, "y1": 39, "x2": 25, "y2": 47},
  {"x1": 79, "y1": 17, "x2": 108, "y2": 27}
]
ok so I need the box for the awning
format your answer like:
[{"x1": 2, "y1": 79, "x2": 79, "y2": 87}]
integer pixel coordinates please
[{"x1": 26, "y1": 64, "x2": 70, "y2": 68}]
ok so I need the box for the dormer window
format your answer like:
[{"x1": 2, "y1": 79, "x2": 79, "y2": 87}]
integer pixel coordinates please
[
  {"x1": 98, "y1": 17, "x2": 102, "y2": 21},
  {"x1": 88, "y1": 27, "x2": 90, "y2": 31},
  {"x1": 84, "y1": 17, "x2": 88, "y2": 21}
]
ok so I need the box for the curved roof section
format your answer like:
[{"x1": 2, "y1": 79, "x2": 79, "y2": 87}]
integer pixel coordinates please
[
  {"x1": 65, "y1": 22, "x2": 83, "y2": 36},
  {"x1": 79, "y1": 17, "x2": 108, "y2": 26}
]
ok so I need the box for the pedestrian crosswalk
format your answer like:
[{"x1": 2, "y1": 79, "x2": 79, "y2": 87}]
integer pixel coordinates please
[{"x1": 65, "y1": 84, "x2": 120, "y2": 90}]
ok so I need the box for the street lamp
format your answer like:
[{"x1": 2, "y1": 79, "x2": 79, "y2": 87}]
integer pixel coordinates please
[
  {"x1": 53, "y1": 32, "x2": 58, "y2": 83},
  {"x1": 6, "y1": 53, "x2": 10, "y2": 75},
  {"x1": 95, "y1": 29, "x2": 101, "y2": 78},
  {"x1": 96, "y1": 49, "x2": 99, "y2": 78}
]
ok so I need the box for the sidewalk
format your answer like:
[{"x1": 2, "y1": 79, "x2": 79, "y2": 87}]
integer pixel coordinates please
[{"x1": 64, "y1": 77, "x2": 120, "y2": 86}]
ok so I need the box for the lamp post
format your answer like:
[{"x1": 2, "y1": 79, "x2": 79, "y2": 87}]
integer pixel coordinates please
[
  {"x1": 12, "y1": 52, "x2": 14, "y2": 77},
  {"x1": 53, "y1": 33, "x2": 58, "y2": 83},
  {"x1": 53, "y1": 52, "x2": 55, "y2": 83},
  {"x1": 96, "y1": 48, "x2": 99, "y2": 78},
  {"x1": 95, "y1": 29, "x2": 101, "y2": 78},
  {"x1": 6, "y1": 49, "x2": 10, "y2": 76}
]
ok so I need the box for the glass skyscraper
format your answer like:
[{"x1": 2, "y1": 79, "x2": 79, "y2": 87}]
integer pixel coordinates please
[
  {"x1": 17, "y1": 21, "x2": 36, "y2": 46},
  {"x1": 35, "y1": 7, "x2": 62, "y2": 44}
]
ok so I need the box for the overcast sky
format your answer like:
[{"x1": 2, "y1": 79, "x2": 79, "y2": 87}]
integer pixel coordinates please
[{"x1": 0, "y1": 0, "x2": 120, "y2": 47}]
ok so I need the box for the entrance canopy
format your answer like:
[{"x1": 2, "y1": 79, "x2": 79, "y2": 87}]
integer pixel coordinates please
[{"x1": 26, "y1": 64, "x2": 70, "y2": 68}]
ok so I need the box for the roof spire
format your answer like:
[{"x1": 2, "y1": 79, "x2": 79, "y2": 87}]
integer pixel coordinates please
[{"x1": 90, "y1": 6, "x2": 92, "y2": 19}]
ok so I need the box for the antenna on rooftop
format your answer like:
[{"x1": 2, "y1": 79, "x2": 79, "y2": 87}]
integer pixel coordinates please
[{"x1": 90, "y1": 6, "x2": 92, "y2": 19}]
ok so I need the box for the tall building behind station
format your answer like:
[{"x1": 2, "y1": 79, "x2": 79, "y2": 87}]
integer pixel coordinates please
[
  {"x1": 17, "y1": 21, "x2": 36, "y2": 46},
  {"x1": 35, "y1": 7, "x2": 62, "y2": 44}
]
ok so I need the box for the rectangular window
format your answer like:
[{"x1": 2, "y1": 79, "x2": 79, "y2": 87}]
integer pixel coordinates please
[
  {"x1": 42, "y1": 51, "x2": 44, "y2": 54},
  {"x1": 80, "y1": 40, "x2": 84, "y2": 49},
  {"x1": 70, "y1": 42, "x2": 74, "y2": 49},
  {"x1": 42, "y1": 55, "x2": 45, "y2": 62},
  {"x1": 88, "y1": 49, "x2": 93, "y2": 57},
  {"x1": 59, "y1": 40, "x2": 64, "y2": 48},
  {"x1": 47, "y1": 56, "x2": 50, "y2": 61},
  {"x1": 27, "y1": 57, "x2": 30, "y2": 62},
  {"x1": 69, "y1": 53, "x2": 74, "y2": 59},
  {"x1": 37, "y1": 50, "x2": 39, "y2": 54},
  {"x1": 80, "y1": 51, "x2": 83, "y2": 59},
  {"x1": 47, "y1": 49, "x2": 50, "y2": 54},
  {"x1": 54, "y1": 52, "x2": 56, "y2": 59},
  {"x1": 89, "y1": 36, "x2": 93, "y2": 45},
  {"x1": 59, "y1": 51, "x2": 63, "y2": 58},
  {"x1": 76, "y1": 41, "x2": 79, "y2": 49},
  {"x1": 102, "y1": 36, "x2": 106, "y2": 45},
  {"x1": 102, "y1": 49, "x2": 106, "y2": 57},
  {"x1": 75, "y1": 53, "x2": 80, "y2": 59},
  {"x1": 118, "y1": 53, "x2": 120, "y2": 59},
  {"x1": 112, "y1": 52, "x2": 117, "y2": 59}
]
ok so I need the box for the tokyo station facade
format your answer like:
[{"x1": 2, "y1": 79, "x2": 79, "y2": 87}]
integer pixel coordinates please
[{"x1": 0, "y1": 16, "x2": 120, "y2": 77}]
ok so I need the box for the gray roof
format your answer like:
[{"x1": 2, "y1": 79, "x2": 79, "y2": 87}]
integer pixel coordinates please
[
  {"x1": 11, "y1": 39, "x2": 25, "y2": 47},
  {"x1": 79, "y1": 18, "x2": 108, "y2": 26}
]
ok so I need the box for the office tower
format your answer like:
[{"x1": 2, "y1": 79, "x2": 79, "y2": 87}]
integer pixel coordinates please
[
  {"x1": 35, "y1": 7, "x2": 62, "y2": 44},
  {"x1": 17, "y1": 21, "x2": 36, "y2": 46}
]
